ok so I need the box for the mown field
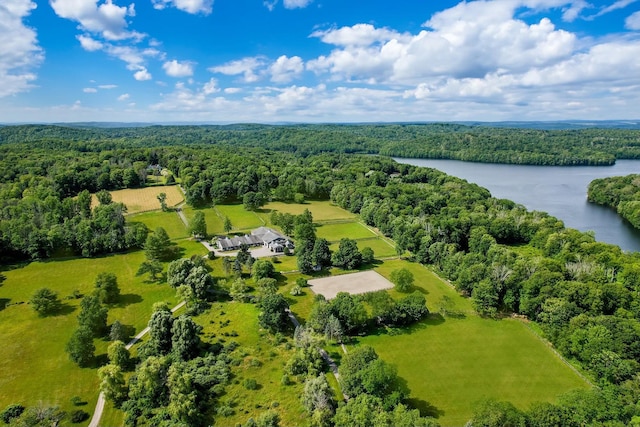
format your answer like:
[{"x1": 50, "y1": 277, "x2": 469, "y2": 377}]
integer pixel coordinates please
[
  {"x1": 358, "y1": 260, "x2": 590, "y2": 426},
  {"x1": 91, "y1": 185, "x2": 183, "y2": 214},
  {"x1": 260, "y1": 201, "x2": 357, "y2": 222}
]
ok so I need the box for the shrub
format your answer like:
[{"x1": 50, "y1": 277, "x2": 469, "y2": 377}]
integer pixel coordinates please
[
  {"x1": 1, "y1": 404, "x2": 25, "y2": 424},
  {"x1": 243, "y1": 378, "x2": 259, "y2": 390},
  {"x1": 71, "y1": 410, "x2": 89, "y2": 423}
]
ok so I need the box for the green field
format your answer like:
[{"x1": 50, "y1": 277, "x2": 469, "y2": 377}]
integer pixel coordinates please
[
  {"x1": 354, "y1": 260, "x2": 591, "y2": 426},
  {"x1": 128, "y1": 210, "x2": 189, "y2": 239},
  {"x1": 0, "y1": 251, "x2": 181, "y2": 423},
  {"x1": 182, "y1": 206, "x2": 225, "y2": 236},
  {"x1": 315, "y1": 222, "x2": 377, "y2": 242},
  {"x1": 215, "y1": 205, "x2": 264, "y2": 232},
  {"x1": 356, "y1": 316, "x2": 589, "y2": 426},
  {"x1": 260, "y1": 201, "x2": 357, "y2": 222}
]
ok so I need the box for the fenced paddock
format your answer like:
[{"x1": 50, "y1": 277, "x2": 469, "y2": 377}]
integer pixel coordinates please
[{"x1": 308, "y1": 270, "x2": 394, "y2": 300}]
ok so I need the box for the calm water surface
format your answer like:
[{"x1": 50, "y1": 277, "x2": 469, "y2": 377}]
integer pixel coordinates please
[{"x1": 393, "y1": 158, "x2": 640, "y2": 252}]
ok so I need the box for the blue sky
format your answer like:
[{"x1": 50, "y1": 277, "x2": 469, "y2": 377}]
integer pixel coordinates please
[{"x1": 2, "y1": 0, "x2": 640, "y2": 123}]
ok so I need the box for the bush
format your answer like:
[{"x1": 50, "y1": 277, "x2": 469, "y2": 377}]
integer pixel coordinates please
[
  {"x1": 1, "y1": 404, "x2": 25, "y2": 424},
  {"x1": 244, "y1": 378, "x2": 259, "y2": 390},
  {"x1": 71, "y1": 410, "x2": 89, "y2": 423}
]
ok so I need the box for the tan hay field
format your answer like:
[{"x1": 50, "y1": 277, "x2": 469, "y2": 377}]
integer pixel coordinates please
[
  {"x1": 92, "y1": 185, "x2": 184, "y2": 214},
  {"x1": 308, "y1": 270, "x2": 394, "y2": 299}
]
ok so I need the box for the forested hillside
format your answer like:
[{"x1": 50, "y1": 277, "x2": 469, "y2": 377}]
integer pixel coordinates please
[
  {"x1": 2, "y1": 123, "x2": 640, "y2": 165},
  {"x1": 588, "y1": 174, "x2": 640, "y2": 229}
]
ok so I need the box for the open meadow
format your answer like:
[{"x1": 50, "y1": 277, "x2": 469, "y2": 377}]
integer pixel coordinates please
[
  {"x1": 127, "y1": 210, "x2": 190, "y2": 239},
  {"x1": 360, "y1": 260, "x2": 590, "y2": 426},
  {"x1": 91, "y1": 185, "x2": 183, "y2": 214},
  {"x1": 0, "y1": 252, "x2": 180, "y2": 422},
  {"x1": 260, "y1": 201, "x2": 357, "y2": 222}
]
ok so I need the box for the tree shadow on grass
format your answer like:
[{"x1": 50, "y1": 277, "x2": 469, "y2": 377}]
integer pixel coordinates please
[
  {"x1": 406, "y1": 397, "x2": 445, "y2": 419},
  {"x1": 52, "y1": 303, "x2": 77, "y2": 317},
  {"x1": 93, "y1": 353, "x2": 109, "y2": 368},
  {"x1": 0, "y1": 298, "x2": 9, "y2": 311},
  {"x1": 116, "y1": 293, "x2": 143, "y2": 308}
]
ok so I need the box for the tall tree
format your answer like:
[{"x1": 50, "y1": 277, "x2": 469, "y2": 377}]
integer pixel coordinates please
[
  {"x1": 144, "y1": 227, "x2": 174, "y2": 261},
  {"x1": 94, "y1": 272, "x2": 120, "y2": 304},
  {"x1": 171, "y1": 315, "x2": 202, "y2": 360},
  {"x1": 30, "y1": 288, "x2": 61, "y2": 316},
  {"x1": 188, "y1": 211, "x2": 207, "y2": 238},
  {"x1": 312, "y1": 238, "x2": 332, "y2": 268},
  {"x1": 107, "y1": 340, "x2": 131, "y2": 370},
  {"x1": 390, "y1": 268, "x2": 414, "y2": 293},
  {"x1": 148, "y1": 307, "x2": 174, "y2": 356},
  {"x1": 157, "y1": 192, "x2": 167, "y2": 211},
  {"x1": 259, "y1": 293, "x2": 290, "y2": 332},
  {"x1": 78, "y1": 294, "x2": 108, "y2": 337},
  {"x1": 66, "y1": 326, "x2": 95, "y2": 367},
  {"x1": 332, "y1": 238, "x2": 363, "y2": 270},
  {"x1": 252, "y1": 259, "x2": 276, "y2": 281},
  {"x1": 98, "y1": 364, "x2": 127, "y2": 407},
  {"x1": 223, "y1": 216, "x2": 233, "y2": 233},
  {"x1": 136, "y1": 259, "x2": 164, "y2": 282}
]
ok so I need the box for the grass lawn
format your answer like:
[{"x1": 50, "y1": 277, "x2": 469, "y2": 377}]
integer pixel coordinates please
[
  {"x1": 342, "y1": 259, "x2": 590, "y2": 426},
  {"x1": 315, "y1": 222, "x2": 377, "y2": 242},
  {"x1": 196, "y1": 302, "x2": 308, "y2": 427},
  {"x1": 92, "y1": 185, "x2": 184, "y2": 214},
  {"x1": 182, "y1": 206, "x2": 225, "y2": 236},
  {"x1": 215, "y1": 205, "x2": 264, "y2": 232},
  {"x1": 0, "y1": 251, "x2": 179, "y2": 424},
  {"x1": 355, "y1": 316, "x2": 590, "y2": 426},
  {"x1": 260, "y1": 201, "x2": 357, "y2": 222},
  {"x1": 128, "y1": 210, "x2": 189, "y2": 239},
  {"x1": 374, "y1": 259, "x2": 473, "y2": 313}
]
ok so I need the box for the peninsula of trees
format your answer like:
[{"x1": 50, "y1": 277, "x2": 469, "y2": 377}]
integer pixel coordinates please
[{"x1": 588, "y1": 174, "x2": 640, "y2": 229}]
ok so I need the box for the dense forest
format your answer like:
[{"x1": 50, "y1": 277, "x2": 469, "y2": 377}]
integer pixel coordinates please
[
  {"x1": 2, "y1": 123, "x2": 640, "y2": 165},
  {"x1": 3, "y1": 124, "x2": 640, "y2": 425},
  {"x1": 588, "y1": 174, "x2": 640, "y2": 229}
]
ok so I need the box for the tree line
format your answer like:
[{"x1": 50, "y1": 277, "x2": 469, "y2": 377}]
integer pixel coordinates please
[
  {"x1": 588, "y1": 174, "x2": 640, "y2": 229},
  {"x1": 3, "y1": 123, "x2": 640, "y2": 166}
]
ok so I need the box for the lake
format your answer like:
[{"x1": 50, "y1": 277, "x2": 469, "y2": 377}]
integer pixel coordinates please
[{"x1": 393, "y1": 158, "x2": 640, "y2": 252}]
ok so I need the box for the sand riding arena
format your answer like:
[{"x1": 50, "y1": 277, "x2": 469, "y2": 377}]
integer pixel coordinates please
[{"x1": 308, "y1": 270, "x2": 394, "y2": 300}]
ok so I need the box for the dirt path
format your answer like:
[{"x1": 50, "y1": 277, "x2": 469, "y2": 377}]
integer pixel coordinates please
[{"x1": 88, "y1": 301, "x2": 186, "y2": 427}]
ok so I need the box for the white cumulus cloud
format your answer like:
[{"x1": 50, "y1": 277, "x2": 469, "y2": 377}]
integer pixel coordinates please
[
  {"x1": 77, "y1": 34, "x2": 103, "y2": 51},
  {"x1": 117, "y1": 93, "x2": 130, "y2": 100},
  {"x1": 209, "y1": 56, "x2": 266, "y2": 83},
  {"x1": 270, "y1": 55, "x2": 304, "y2": 83},
  {"x1": 163, "y1": 59, "x2": 195, "y2": 77},
  {"x1": 152, "y1": 0, "x2": 213, "y2": 14},
  {"x1": 50, "y1": 0, "x2": 143, "y2": 41},
  {"x1": 134, "y1": 68, "x2": 152, "y2": 81},
  {"x1": 0, "y1": 0, "x2": 43, "y2": 97}
]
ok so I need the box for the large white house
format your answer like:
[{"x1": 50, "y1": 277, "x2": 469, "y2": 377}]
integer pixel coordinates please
[{"x1": 216, "y1": 227, "x2": 295, "y2": 253}]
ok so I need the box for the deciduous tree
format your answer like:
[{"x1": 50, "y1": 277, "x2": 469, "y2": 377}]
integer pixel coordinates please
[{"x1": 30, "y1": 288, "x2": 60, "y2": 316}]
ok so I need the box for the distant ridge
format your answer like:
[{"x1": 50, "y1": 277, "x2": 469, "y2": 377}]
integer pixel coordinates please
[{"x1": 1, "y1": 120, "x2": 640, "y2": 130}]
